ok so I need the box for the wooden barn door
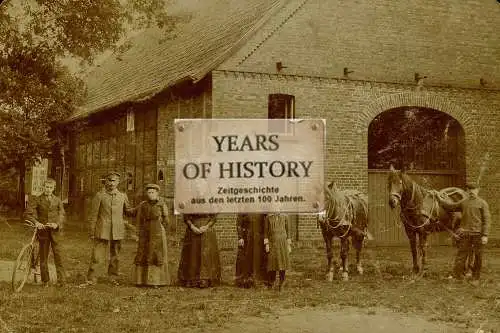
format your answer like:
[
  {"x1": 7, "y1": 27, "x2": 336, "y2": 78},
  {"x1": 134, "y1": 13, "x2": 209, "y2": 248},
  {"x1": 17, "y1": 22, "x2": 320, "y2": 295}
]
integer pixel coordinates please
[
  {"x1": 368, "y1": 170, "x2": 407, "y2": 245},
  {"x1": 368, "y1": 107, "x2": 466, "y2": 246}
]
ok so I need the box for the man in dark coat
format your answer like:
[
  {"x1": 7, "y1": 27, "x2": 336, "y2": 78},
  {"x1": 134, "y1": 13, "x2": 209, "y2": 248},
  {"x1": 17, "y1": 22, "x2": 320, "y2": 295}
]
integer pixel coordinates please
[{"x1": 25, "y1": 178, "x2": 66, "y2": 287}]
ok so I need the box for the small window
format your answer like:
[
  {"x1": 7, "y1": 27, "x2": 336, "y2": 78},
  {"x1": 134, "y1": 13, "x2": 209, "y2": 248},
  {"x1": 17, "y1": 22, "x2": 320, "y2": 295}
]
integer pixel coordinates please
[
  {"x1": 268, "y1": 94, "x2": 295, "y2": 134},
  {"x1": 126, "y1": 109, "x2": 135, "y2": 132},
  {"x1": 158, "y1": 170, "x2": 164, "y2": 182}
]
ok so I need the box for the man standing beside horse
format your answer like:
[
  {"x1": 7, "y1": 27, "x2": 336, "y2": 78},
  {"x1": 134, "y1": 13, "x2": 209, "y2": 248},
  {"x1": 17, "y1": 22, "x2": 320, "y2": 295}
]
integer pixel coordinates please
[{"x1": 437, "y1": 183, "x2": 491, "y2": 286}]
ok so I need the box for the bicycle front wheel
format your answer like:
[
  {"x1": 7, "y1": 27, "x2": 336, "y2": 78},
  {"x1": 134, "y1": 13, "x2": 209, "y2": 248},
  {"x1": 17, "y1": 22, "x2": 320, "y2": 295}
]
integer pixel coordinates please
[{"x1": 12, "y1": 243, "x2": 34, "y2": 292}]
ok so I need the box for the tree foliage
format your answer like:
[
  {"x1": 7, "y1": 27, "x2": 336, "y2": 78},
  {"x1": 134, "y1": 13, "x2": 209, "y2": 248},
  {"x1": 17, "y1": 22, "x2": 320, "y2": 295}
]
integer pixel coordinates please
[
  {"x1": 0, "y1": 0, "x2": 177, "y2": 171},
  {"x1": 368, "y1": 107, "x2": 465, "y2": 170}
]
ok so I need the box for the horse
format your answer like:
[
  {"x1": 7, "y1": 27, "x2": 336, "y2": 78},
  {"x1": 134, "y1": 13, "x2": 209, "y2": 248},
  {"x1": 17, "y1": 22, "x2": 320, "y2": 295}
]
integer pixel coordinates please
[
  {"x1": 317, "y1": 182, "x2": 369, "y2": 281},
  {"x1": 387, "y1": 165, "x2": 467, "y2": 277}
]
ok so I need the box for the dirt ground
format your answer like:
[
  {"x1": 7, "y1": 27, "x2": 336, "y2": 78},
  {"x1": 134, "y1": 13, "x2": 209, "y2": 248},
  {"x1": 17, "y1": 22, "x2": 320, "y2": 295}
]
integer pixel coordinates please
[
  {"x1": 210, "y1": 306, "x2": 461, "y2": 333},
  {"x1": 0, "y1": 264, "x2": 467, "y2": 333}
]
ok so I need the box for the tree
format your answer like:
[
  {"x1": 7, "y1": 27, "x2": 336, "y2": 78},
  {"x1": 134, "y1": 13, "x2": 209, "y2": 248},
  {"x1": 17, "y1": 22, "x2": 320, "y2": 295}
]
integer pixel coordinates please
[
  {"x1": 368, "y1": 107, "x2": 464, "y2": 171},
  {"x1": 0, "y1": 0, "x2": 178, "y2": 208}
]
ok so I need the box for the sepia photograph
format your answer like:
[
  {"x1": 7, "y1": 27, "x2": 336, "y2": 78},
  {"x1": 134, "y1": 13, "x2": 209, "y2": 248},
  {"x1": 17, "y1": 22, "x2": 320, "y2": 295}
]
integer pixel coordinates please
[{"x1": 0, "y1": 0, "x2": 499, "y2": 332}]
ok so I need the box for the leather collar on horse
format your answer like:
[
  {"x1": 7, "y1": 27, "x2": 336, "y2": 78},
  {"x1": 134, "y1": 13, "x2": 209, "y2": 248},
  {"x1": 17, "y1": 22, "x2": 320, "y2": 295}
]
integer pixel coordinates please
[
  {"x1": 399, "y1": 181, "x2": 436, "y2": 229},
  {"x1": 399, "y1": 180, "x2": 466, "y2": 239},
  {"x1": 318, "y1": 183, "x2": 368, "y2": 238}
]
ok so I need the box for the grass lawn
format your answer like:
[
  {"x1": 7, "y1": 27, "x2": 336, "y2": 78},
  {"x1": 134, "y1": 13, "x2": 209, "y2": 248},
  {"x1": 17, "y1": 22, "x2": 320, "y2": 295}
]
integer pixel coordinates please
[{"x1": 0, "y1": 219, "x2": 499, "y2": 332}]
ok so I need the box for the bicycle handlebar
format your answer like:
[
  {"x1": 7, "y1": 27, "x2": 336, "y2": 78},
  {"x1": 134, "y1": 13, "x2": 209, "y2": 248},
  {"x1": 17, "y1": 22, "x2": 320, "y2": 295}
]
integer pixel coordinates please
[{"x1": 24, "y1": 219, "x2": 47, "y2": 229}]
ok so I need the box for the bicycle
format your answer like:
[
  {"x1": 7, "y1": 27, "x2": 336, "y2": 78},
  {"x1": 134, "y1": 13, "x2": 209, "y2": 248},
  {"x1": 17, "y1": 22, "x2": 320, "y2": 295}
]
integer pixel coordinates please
[{"x1": 11, "y1": 219, "x2": 42, "y2": 292}]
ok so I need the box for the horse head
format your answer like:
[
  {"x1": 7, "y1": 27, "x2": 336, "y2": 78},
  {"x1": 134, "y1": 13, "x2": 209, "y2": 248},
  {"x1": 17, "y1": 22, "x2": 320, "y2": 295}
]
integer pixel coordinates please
[
  {"x1": 319, "y1": 181, "x2": 340, "y2": 223},
  {"x1": 325, "y1": 181, "x2": 341, "y2": 202},
  {"x1": 387, "y1": 164, "x2": 408, "y2": 209}
]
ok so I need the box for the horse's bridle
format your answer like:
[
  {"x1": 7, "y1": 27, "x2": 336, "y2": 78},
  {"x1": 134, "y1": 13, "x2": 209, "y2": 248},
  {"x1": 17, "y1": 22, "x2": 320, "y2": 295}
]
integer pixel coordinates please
[
  {"x1": 390, "y1": 192, "x2": 402, "y2": 205},
  {"x1": 389, "y1": 180, "x2": 430, "y2": 228},
  {"x1": 399, "y1": 181, "x2": 436, "y2": 230},
  {"x1": 390, "y1": 179, "x2": 414, "y2": 206}
]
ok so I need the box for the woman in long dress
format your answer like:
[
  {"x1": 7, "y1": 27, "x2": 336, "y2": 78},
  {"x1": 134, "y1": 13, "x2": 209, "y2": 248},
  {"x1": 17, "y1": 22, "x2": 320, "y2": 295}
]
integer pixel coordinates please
[
  {"x1": 177, "y1": 214, "x2": 221, "y2": 288},
  {"x1": 235, "y1": 213, "x2": 267, "y2": 288},
  {"x1": 133, "y1": 184, "x2": 171, "y2": 287},
  {"x1": 264, "y1": 213, "x2": 292, "y2": 291}
]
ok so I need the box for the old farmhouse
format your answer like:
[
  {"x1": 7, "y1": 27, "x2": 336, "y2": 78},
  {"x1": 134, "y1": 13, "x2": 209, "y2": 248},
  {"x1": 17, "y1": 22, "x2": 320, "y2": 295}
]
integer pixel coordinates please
[{"x1": 58, "y1": 0, "x2": 500, "y2": 248}]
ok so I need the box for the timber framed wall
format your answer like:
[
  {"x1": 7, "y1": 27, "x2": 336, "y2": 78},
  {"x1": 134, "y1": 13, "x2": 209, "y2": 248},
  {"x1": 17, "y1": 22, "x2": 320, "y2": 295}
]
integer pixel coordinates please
[{"x1": 70, "y1": 104, "x2": 158, "y2": 219}]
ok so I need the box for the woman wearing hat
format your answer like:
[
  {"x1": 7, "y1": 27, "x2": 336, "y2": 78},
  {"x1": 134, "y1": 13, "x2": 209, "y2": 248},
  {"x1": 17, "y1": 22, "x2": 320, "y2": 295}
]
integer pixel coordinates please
[{"x1": 133, "y1": 184, "x2": 171, "y2": 287}]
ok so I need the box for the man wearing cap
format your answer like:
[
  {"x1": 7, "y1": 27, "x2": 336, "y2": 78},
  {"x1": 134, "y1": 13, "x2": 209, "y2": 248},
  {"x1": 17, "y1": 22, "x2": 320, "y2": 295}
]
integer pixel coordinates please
[
  {"x1": 85, "y1": 171, "x2": 136, "y2": 286},
  {"x1": 437, "y1": 182, "x2": 491, "y2": 286}
]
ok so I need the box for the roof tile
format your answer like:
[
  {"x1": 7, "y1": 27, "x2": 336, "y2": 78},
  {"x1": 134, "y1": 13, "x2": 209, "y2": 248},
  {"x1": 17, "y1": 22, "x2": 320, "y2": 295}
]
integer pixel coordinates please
[{"x1": 68, "y1": 0, "x2": 287, "y2": 121}]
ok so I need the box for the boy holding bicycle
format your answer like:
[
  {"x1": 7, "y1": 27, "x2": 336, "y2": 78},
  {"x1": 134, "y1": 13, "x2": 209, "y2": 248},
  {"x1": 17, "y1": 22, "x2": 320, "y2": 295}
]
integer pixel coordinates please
[{"x1": 25, "y1": 178, "x2": 66, "y2": 287}]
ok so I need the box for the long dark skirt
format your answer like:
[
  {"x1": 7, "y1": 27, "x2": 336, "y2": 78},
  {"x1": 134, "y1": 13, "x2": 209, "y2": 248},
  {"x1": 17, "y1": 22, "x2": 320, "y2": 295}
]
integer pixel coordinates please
[
  {"x1": 235, "y1": 233, "x2": 267, "y2": 287},
  {"x1": 133, "y1": 224, "x2": 170, "y2": 286},
  {"x1": 177, "y1": 223, "x2": 221, "y2": 288}
]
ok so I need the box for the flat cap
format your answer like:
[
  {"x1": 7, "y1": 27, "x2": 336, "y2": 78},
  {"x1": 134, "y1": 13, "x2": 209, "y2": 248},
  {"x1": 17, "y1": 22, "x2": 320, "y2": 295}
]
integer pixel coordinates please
[
  {"x1": 105, "y1": 171, "x2": 121, "y2": 179},
  {"x1": 465, "y1": 182, "x2": 478, "y2": 190},
  {"x1": 145, "y1": 183, "x2": 160, "y2": 191}
]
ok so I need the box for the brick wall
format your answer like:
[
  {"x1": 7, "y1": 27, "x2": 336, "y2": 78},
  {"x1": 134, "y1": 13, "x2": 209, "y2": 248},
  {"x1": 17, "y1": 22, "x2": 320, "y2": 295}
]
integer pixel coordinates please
[
  {"x1": 210, "y1": 0, "x2": 500, "y2": 247},
  {"x1": 156, "y1": 78, "x2": 212, "y2": 199},
  {"x1": 220, "y1": 0, "x2": 500, "y2": 90},
  {"x1": 156, "y1": 77, "x2": 213, "y2": 243},
  {"x1": 211, "y1": 70, "x2": 500, "y2": 245}
]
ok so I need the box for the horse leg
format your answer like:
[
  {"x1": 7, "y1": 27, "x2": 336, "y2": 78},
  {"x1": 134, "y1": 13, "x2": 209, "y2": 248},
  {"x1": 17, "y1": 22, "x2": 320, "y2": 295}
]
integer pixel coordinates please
[
  {"x1": 322, "y1": 230, "x2": 334, "y2": 282},
  {"x1": 418, "y1": 232, "x2": 429, "y2": 277},
  {"x1": 353, "y1": 234, "x2": 364, "y2": 275},
  {"x1": 340, "y1": 237, "x2": 349, "y2": 281},
  {"x1": 406, "y1": 227, "x2": 419, "y2": 276},
  {"x1": 465, "y1": 246, "x2": 474, "y2": 278}
]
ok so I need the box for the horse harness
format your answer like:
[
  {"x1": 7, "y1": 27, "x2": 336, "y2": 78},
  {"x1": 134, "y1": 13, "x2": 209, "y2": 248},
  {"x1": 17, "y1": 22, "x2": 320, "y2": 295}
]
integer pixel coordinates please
[
  {"x1": 400, "y1": 181, "x2": 451, "y2": 233},
  {"x1": 319, "y1": 192, "x2": 363, "y2": 239}
]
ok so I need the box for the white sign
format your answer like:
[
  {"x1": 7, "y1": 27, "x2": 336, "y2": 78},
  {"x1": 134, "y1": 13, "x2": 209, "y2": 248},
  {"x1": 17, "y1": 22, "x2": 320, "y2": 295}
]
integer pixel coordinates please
[
  {"x1": 31, "y1": 158, "x2": 48, "y2": 196},
  {"x1": 174, "y1": 119, "x2": 325, "y2": 214}
]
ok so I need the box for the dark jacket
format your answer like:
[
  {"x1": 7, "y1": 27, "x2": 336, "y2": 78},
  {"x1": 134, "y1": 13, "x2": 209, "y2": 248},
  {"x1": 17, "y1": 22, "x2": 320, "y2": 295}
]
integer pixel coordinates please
[
  {"x1": 25, "y1": 193, "x2": 65, "y2": 239},
  {"x1": 440, "y1": 195, "x2": 491, "y2": 236},
  {"x1": 134, "y1": 199, "x2": 169, "y2": 266}
]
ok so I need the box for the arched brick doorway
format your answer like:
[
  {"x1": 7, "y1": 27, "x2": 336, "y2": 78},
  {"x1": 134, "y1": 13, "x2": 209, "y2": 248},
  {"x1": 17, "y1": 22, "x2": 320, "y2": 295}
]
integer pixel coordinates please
[{"x1": 367, "y1": 106, "x2": 466, "y2": 245}]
